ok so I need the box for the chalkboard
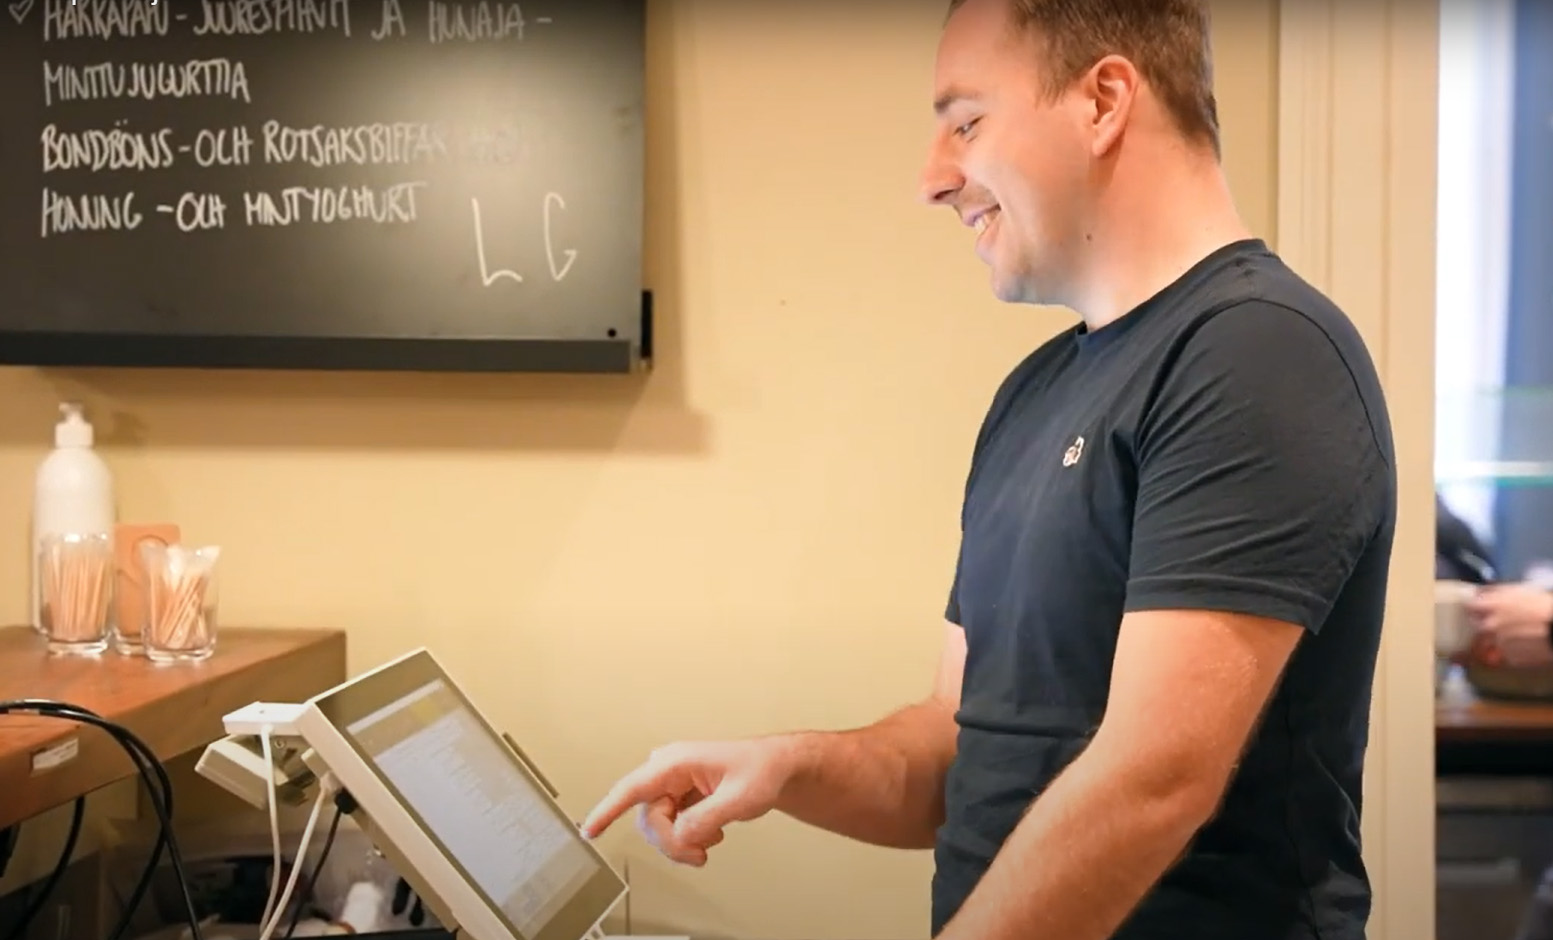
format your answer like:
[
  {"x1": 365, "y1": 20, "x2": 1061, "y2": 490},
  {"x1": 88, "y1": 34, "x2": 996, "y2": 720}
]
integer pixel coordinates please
[{"x1": 0, "y1": 0, "x2": 648, "y2": 373}]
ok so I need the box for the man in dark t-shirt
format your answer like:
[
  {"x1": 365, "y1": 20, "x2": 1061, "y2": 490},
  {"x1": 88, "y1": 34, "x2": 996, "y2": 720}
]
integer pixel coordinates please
[
  {"x1": 582, "y1": 1, "x2": 1394, "y2": 939},
  {"x1": 930, "y1": 237, "x2": 1393, "y2": 939}
]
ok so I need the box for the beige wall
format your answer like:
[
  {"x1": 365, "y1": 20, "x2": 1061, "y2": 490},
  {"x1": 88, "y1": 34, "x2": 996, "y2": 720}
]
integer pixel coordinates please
[{"x1": 0, "y1": 3, "x2": 1290, "y2": 937}]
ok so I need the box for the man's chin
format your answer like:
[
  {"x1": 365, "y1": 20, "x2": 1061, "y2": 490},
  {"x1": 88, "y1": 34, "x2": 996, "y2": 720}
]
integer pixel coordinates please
[
  {"x1": 988, "y1": 269, "x2": 1030, "y2": 305},
  {"x1": 986, "y1": 264, "x2": 1055, "y2": 307}
]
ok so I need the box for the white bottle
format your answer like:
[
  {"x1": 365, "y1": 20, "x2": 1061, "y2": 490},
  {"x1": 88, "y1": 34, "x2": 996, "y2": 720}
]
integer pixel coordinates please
[{"x1": 31, "y1": 402, "x2": 116, "y2": 632}]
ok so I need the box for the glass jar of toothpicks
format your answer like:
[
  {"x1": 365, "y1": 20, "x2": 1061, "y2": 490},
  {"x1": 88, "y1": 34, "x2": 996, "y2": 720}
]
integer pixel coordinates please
[
  {"x1": 38, "y1": 532, "x2": 114, "y2": 655},
  {"x1": 139, "y1": 541, "x2": 221, "y2": 663}
]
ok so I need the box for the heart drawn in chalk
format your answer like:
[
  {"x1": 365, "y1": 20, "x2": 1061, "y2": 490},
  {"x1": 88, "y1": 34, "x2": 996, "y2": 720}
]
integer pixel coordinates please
[{"x1": 7, "y1": 0, "x2": 34, "y2": 26}]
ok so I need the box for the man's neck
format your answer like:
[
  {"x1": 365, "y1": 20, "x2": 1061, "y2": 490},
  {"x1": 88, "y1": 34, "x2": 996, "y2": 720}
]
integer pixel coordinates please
[{"x1": 1066, "y1": 154, "x2": 1253, "y2": 333}]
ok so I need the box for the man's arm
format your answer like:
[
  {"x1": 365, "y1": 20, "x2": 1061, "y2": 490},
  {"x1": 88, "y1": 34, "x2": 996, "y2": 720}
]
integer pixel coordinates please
[
  {"x1": 772, "y1": 621, "x2": 965, "y2": 849},
  {"x1": 581, "y1": 622, "x2": 965, "y2": 856},
  {"x1": 935, "y1": 608, "x2": 1301, "y2": 939},
  {"x1": 935, "y1": 302, "x2": 1392, "y2": 940}
]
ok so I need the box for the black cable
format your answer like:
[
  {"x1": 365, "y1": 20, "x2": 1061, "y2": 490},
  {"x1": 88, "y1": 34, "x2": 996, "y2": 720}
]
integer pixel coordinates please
[
  {"x1": 0, "y1": 824, "x2": 19, "y2": 879},
  {"x1": 0, "y1": 701, "x2": 177, "y2": 940},
  {"x1": 0, "y1": 701, "x2": 185, "y2": 940},
  {"x1": 0, "y1": 702, "x2": 171, "y2": 940},
  {"x1": 100, "y1": 740, "x2": 172, "y2": 940},
  {"x1": 0, "y1": 700, "x2": 204, "y2": 940},
  {"x1": 17, "y1": 703, "x2": 185, "y2": 940},
  {"x1": 0, "y1": 796, "x2": 84, "y2": 940},
  {"x1": 280, "y1": 801, "x2": 343, "y2": 939}
]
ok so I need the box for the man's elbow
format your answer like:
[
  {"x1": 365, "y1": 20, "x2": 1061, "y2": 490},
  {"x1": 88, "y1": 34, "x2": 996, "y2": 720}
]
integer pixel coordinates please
[
  {"x1": 1094, "y1": 738, "x2": 1234, "y2": 832},
  {"x1": 1169, "y1": 766, "x2": 1232, "y2": 830}
]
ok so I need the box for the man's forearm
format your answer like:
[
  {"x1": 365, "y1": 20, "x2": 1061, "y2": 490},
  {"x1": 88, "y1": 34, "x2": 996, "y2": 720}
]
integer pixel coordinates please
[
  {"x1": 937, "y1": 742, "x2": 1215, "y2": 940},
  {"x1": 769, "y1": 700, "x2": 958, "y2": 849}
]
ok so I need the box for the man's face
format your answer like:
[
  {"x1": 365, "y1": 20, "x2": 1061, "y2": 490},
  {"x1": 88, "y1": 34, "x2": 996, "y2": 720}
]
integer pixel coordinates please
[{"x1": 922, "y1": 0, "x2": 1094, "y2": 306}]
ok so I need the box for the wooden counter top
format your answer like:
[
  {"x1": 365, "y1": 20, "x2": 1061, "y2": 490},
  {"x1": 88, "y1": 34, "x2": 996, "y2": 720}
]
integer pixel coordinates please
[
  {"x1": 1438, "y1": 690, "x2": 1553, "y2": 743},
  {"x1": 0, "y1": 625, "x2": 346, "y2": 830}
]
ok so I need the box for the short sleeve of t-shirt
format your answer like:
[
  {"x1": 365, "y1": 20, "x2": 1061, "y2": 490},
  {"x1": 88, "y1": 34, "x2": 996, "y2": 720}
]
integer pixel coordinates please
[{"x1": 1123, "y1": 301, "x2": 1393, "y2": 632}]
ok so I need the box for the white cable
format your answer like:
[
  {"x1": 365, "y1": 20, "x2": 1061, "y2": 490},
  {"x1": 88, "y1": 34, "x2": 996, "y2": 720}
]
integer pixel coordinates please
[
  {"x1": 258, "y1": 774, "x2": 336, "y2": 940},
  {"x1": 259, "y1": 726, "x2": 282, "y2": 932}
]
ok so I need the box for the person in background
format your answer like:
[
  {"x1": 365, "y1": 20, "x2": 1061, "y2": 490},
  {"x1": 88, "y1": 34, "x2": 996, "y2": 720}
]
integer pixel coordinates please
[
  {"x1": 1437, "y1": 492, "x2": 1495, "y2": 584},
  {"x1": 583, "y1": 2, "x2": 1396, "y2": 939},
  {"x1": 1437, "y1": 494, "x2": 1553, "y2": 940},
  {"x1": 1469, "y1": 581, "x2": 1553, "y2": 668},
  {"x1": 1437, "y1": 492, "x2": 1553, "y2": 668}
]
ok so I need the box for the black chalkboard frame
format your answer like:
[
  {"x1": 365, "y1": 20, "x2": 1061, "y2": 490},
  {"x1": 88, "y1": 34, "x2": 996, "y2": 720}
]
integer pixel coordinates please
[
  {"x1": 0, "y1": 289, "x2": 653, "y2": 374},
  {"x1": 0, "y1": 0, "x2": 650, "y2": 376}
]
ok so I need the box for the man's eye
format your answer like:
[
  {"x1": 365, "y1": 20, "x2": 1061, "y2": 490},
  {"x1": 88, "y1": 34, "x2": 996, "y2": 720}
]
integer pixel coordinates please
[{"x1": 955, "y1": 118, "x2": 980, "y2": 138}]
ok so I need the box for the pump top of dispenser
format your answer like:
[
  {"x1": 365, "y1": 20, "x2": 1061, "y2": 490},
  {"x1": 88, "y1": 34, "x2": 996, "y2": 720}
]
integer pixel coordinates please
[{"x1": 54, "y1": 402, "x2": 94, "y2": 448}]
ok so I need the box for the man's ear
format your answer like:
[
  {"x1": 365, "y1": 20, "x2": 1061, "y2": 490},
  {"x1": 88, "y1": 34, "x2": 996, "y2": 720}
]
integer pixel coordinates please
[{"x1": 1085, "y1": 54, "x2": 1139, "y2": 156}]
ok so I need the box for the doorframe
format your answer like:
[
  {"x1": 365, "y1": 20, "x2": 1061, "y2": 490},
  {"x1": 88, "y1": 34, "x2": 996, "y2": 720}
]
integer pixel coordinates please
[{"x1": 1275, "y1": 1, "x2": 1440, "y2": 938}]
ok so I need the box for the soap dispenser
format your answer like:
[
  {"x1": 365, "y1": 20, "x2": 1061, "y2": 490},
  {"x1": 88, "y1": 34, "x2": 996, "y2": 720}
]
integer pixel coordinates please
[{"x1": 32, "y1": 402, "x2": 116, "y2": 632}]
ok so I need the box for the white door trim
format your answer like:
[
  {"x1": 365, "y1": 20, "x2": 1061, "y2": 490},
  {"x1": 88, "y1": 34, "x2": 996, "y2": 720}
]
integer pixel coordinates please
[{"x1": 1275, "y1": 2, "x2": 1440, "y2": 938}]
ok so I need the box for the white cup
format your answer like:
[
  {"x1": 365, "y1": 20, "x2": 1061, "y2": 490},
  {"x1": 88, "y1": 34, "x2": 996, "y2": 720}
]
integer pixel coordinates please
[{"x1": 1435, "y1": 579, "x2": 1478, "y2": 656}]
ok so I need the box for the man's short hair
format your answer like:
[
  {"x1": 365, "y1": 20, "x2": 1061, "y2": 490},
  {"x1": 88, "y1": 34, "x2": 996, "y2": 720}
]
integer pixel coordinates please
[{"x1": 948, "y1": 0, "x2": 1221, "y2": 157}]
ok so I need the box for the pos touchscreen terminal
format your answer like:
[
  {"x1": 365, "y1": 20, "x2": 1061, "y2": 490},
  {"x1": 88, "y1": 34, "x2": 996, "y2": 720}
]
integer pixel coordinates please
[{"x1": 200, "y1": 648, "x2": 627, "y2": 940}]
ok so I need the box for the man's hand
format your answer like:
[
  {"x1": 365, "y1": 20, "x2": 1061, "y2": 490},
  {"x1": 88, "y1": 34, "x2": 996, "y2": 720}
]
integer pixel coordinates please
[
  {"x1": 581, "y1": 738, "x2": 800, "y2": 866},
  {"x1": 584, "y1": 621, "x2": 966, "y2": 860}
]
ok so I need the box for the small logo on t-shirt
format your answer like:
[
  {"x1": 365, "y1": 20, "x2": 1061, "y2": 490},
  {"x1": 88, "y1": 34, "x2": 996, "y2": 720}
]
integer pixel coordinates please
[{"x1": 1062, "y1": 435, "x2": 1085, "y2": 467}]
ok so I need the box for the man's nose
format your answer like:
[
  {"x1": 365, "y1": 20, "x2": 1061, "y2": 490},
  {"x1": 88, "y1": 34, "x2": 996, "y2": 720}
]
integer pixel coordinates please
[{"x1": 919, "y1": 148, "x2": 963, "y2": 206}]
